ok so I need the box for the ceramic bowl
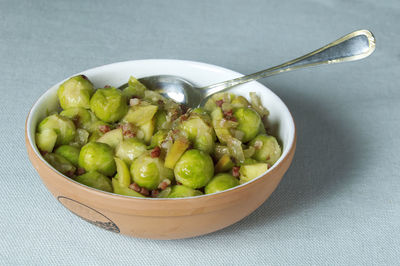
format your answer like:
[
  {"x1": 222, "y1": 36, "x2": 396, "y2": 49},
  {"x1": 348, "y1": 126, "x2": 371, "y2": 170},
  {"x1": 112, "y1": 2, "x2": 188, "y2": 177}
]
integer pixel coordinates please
[{"x1": 25, "y1": 59, "x2": 296, "y2": 239}]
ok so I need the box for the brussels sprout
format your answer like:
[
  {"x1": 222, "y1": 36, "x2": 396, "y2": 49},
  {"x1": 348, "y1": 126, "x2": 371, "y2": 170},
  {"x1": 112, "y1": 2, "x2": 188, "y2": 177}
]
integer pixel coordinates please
[
  {"x1": 211, "y1": 108, "x2": 232, "y2": 144},
  {"x1": 130, "y1": 153, "x2": 174, "y2": 190},
  {"x1": 204, "y1": 92, "x2": 235, "y2": 112},
  {"x1": 233, "y1": 107, "x2": 261, "y2": 143},
  {"x1": 88, "y1": 130, "x2": 103, "y2": 143},
  {"x1": 157, "y1": 187, "x2": 172, "y2": 198},
  {"x1": 114, "y1": 157, "x2": 131, "y2": 187},
  {"x1": 111, "y1": 178, "x2": 145, "y2": 197},
  {"x1": 44, "y1": 153, "x2": 76, "y2": 176},
  {"x1": 179, "y1": 115, "x2": 215, "y2": 153},
  {"x1": 191, "y1": 107, "x2": 208, "y2": 115},
  {"x1": 205, "y1": 173, "x2": 239, "y2": 194},
  {"x1": 37, "y1": 114, "x2": 76, "y2": 146},
  {"x1": 115, "y1": 138, "x2": 147, "y2": 165},
  {"x1": 154, "y1": 109, "x2": 167, "y2": 131},
  {"x1": 231, "y1": 96, "x2": 249, "y2": 109},
  {"x1": 239, "y1": 158, "x2": 259, "y2": 165},
  {"x1": 139, "y1": 118, "x2": 155, "y2": 144},
  {"x1": 214, "y1": 154, "x2": 234, "y2": 173},
  {"x1": 174, "y1": 149, "x2": 214, "y2": 189},
  {"x1": 60, "y1": 107, "x2": 103, "y2": 133},
  {"x1": 167, "y1": 185, "x2": 203, "y2": 198},
  {"x1": 36, "y1": 129, "x2": 57, "y2": 152},
  {"x1": 75, "y1": 171, "x2": 112, "y2": 192},
  {"x1": 149, "y1": 130, "x2": 168, "y2": 149},
  {"x1": 164, "y1": 139, "x2": 189, "y2": 169},
  {"x1": 78, "y1": 142, "x2": 116, "y2": 176},
  {"x1": 90, "y1": 87, "x2": 128, "y2": 123},
  {"x1": 69, "y1": 128, "x2": 89, "y2": 148},
  {"x1": 55, "y1": 145, "x2": 80, "y2": 167},
  {"x1": 122, "y1": 76, "x2": 146, "y2": 99},
  {"x1": 250, "y1": 134, "x2": 282, "y2": 165},
  {"x1": 123, "y1": 104, "x2": 158, "y2": 126},
  {"x1": 239, "y1": 163, "x2": 269, "y2": 184},
  {"x1": 57, "y1": 75, "x2": 94, "y2": 109},
  {"x1": 97, "y1": 128, "x2": 123, "y2": 148}
]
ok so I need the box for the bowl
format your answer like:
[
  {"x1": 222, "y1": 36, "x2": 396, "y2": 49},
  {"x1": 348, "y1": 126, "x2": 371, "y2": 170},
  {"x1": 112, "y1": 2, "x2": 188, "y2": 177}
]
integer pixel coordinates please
[{"x1": 25, "y1": 59, "x2": 296, "y2": 239}]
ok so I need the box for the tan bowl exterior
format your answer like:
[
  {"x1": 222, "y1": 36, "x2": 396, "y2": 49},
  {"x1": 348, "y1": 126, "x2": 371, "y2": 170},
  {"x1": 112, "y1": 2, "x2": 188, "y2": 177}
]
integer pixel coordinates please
[{"x1": 26, "y1": 119, "x2": 295, "y2": 240}]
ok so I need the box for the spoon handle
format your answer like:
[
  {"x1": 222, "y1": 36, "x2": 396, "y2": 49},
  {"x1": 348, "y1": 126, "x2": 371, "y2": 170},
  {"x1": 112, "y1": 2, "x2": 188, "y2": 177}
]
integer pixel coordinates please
[{"x1": 202, "y1": 29, "x2": 375, "y2": 97}]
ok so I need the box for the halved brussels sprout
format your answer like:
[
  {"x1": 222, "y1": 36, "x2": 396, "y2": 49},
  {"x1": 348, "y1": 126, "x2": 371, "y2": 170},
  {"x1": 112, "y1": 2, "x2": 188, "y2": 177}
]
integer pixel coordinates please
[
  {"x1": 69, "y1": 128, "x2": 89, "y2": 148},
  {"x1": 250, "y1": 134, "x2": 282, "y2": 166},
  {"x1": 174, "y1": 149, "x2": 214, "y2": 189},
  {"x1": 167, "y1": 185, "x2": 203, "y2": 198},
  {"x1": 149, "y1": 130, "x2": 168, "y2": 149},
  {"x1": 114, "y1": 157, "x2": 131, "y2": 187},
  {"x1": 36, "y1": 129, "x2": 57, "y2": 152},
  {"x1": 78, "y1": 142, "x2": 116, "y2": 176},
  {"x1": 214, "y1": 154, "x2": 234, "y2": 173},
  {"x1": 205, "y1": 173, "x2": 239, "y2": 194},
  {"x1": 57, "y1": 75, "x2": 94, "y2": 109},
  {"x1": 239, "y1": 163, "x2": 269, "y2": 184},
  {"x1": 60, "y1": 107, "x2": 103, "y2": 133},
  {"x1": 44, "y1": 153, "x2": 76, "y2": 176},
  {"x1": 55, "y1": 145, "x2": 80, "y2": 167},
  {"x1": 122, "y1": 76, "x2": 146, "y2": 99},
  {"x1": 90, "y1": 87, "x2": 128, "y2": 123},
  {"x1": 130, "y1": 153, "x2": 174, "y2": 190},
  {"x1": 111, "y1": 177, "x2": 145, "y2": 197},
  {"x1": 233, "y1": 107, "x2": 261, "y2": 143},
  {"x1": 123, "y1": 104, "x2": 158, "y2": 126},
  {"x1": 164, "y1": 139, "x2": 189, "y2": 169},
  {"x1": 115, "y1": 138, "x2": 147, "y2": 165},
  {"x1": 75, "y1": 171, "x2": 112, "y2": 192},
  {"x1": 231, "y1": 96, "x2": 249, "y2": 110},
  {"x1": 97, "y1": 128, "x2": 123, "y2": 149},
  {"x1": 154, "y1": 109, "x2": 167, "y2": 131},
  {"x1": 37, "y1": 114, "x2": 76, "y2": 146}
]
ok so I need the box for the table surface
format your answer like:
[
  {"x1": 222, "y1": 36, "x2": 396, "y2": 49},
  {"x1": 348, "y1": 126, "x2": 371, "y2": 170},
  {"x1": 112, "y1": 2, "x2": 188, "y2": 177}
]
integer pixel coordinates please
[{"x1": 1, "y1": 0, "x2": 399, "y2": 265}]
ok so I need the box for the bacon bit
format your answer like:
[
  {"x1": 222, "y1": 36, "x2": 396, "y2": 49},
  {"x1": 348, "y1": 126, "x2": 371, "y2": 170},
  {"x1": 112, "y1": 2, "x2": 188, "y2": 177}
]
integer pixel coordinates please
[
  {"x1": 151, "y1": 189, "x2": 160, "y2": 198},
  {"x1": 129, "y1": 98, "x2": 141, "y2": 106},
  {"x1": 216, "y1": 99, "x2": 224, "y2": 107},
  {"x1": 229, "y1": 116, "x2": 237, "y2": 122},
  {"x1": 123, "y1": 130, "x2": 136, "y2": 138},
  {"x1": 254, "y1": 140, "x2": 263, "y2": 150},
  {"x1": 180, "y1": 114, "x2": 189, "y2": 121},
  {"x1": 150, "y1": 146, "x2": 161, "y2": 158},
  {"x1": 232, "y1": 166, "x2": 240, "y2": 178},
  {"x1": 176, "y1": 181, "x2": 182, "y2": 185},
  {"x1": 99, "y1": 125, "x2": 110, "y2": 133},
  {"x1": 129, "y1": 183, "x2": 141, "y2": 192},
  {"x1": 65, "y1": 170, "x2": 75, "y2": 178},
  {"x1": 266, "y1": 155, "x2": 270, "y2": 161},
  {"x1": 223, "y1": 109, "x2": 234, "y2": 120},
  {"x1": 158, "y1": 179, "x2": 171, "y2": 190},
  {"x1": 140, "y1": 187, "x2": 150, "y2": 196},
  {"x1": 76, "y1": 167, "x2": 86, "y2": 175},
  {"x1": 81, "y1": 75, "x2": 89, "y2": 80},
  {"x1": 40, "y1": 150, "x2": 48, "y2": 156},
  {"x1": 157, "y1": 100, "x2": 165, "y2": 106},
  {"x1": 170, "y1": 110, "x2": 180, "y2": 121},
  {"x1": 104, "y1": 85, "x2": 111, "y2": 88}
]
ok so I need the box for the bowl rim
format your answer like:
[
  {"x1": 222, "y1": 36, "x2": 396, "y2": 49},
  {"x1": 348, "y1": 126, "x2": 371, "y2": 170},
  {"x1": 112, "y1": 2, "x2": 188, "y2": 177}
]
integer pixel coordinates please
[{"x1": 26, "y1": 59, "x2": 296, "y2": 202}]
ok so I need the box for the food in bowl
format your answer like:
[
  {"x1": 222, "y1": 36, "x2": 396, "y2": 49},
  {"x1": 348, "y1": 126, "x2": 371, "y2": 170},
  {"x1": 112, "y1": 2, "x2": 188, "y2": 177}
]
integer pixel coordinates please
[{"x1": 35, "y1": 74, "x2": 282, "y2": 198}]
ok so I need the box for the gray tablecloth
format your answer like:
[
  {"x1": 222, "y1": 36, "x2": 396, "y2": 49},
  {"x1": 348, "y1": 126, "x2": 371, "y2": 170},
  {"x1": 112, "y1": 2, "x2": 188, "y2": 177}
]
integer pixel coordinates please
[{"x1": 1, "y1": 0, "x2": 399, "y2": 265}]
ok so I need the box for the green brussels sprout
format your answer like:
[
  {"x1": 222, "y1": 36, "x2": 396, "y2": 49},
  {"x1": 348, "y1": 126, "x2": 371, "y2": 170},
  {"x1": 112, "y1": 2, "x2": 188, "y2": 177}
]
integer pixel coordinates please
[
  {"x1": 75, "y1": 171, "x2": 112, "y2": 192},
  {"x1": 191, "y1": 107, "x2": 208, "y2": 116},
  {"x1": 44, "y1": 153, "x2": 76, "y2": 176},
  {"x1": 55, "y1": 145, "x2": 80, "y2": 167},
  {"x1": 111, "y1": 178, "x2": 145, "y2": 197},
  {"x1": 167, "y1": 185, "x2": 203, "y2": 198},
  {"x1": 239, "y1": 163, "x2": 269, "y2": 184},
  {"x1": 149, "y1": 130, "x2": 168, "y2": 149},
  {"x1": 233, "y1": 107, "x2": 261, "y2": 143},
  {"x1": 69, "y1": 128, "x2": 89, "y2": 148},
  {"x1": 60, "y1": 107, "x2": 101, "y2": 133},
  {"x1": 115, "y1": 138, "x2": 147, "y2": 165},
  {"x1": 37, "y1": 114, "x2": 76, "y2": 146},
  {"x1": 90, "y1": 87, "x2": 128, "y2": 123},
  {"x1": 179, "y1": 115, "x2": 215, "y2": 154},
  {"x1": 88, "y1": 130, "x2": 103, "y2": 143},
  {"x1": 205, "y1": 173, "x2": 239, "y2": 194},
  {"x1": 122, "y1": 76, "x2": 146, "y2": 99},
  {"x1": 174, "y1": 149, "x2": 214, "y2": 189},
  {"x1": 130, "y1": 153, "x2": 174, "y2": 190},
  {"x1": 154, "y1": 110, "x2": 167, "y2": 131},
  {"x1": 78, "y1": 142, "x2": 116, "y2": 176},
  {"x1": 231, "y1": 96, "x2": 249, "y2": 109},
  {"x1": 250, "y1": 134, "x2": 282, "y2": 165},
  {"x1": 36, "y1": 129, "x2": 57, "y2": 152},
  {"x1": 57, "y1": 75, "x2": 94, "y2": 109},
  {"x1": 239, "y1": 158, "x2": 259, "y2": 166}
]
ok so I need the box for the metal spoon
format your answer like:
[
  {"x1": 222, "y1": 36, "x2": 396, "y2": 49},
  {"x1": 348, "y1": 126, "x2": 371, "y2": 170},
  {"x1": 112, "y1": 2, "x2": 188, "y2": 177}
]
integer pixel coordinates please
[{"x1": 120, "y1": 30, "x2": 375, "y2": 108}]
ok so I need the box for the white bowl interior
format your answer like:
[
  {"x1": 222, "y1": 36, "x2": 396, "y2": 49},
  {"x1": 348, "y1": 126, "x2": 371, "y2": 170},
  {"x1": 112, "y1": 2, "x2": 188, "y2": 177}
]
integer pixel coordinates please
[{"x1": 27, "y1": 59, "x2": 295, "y2": 198}]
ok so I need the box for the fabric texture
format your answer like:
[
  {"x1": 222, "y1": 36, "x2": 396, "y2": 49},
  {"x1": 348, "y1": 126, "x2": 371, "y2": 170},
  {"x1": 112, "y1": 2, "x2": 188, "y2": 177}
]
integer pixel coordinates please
[{"x1": 0, "y1": 0, "x2": 399, "y2": 264}]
